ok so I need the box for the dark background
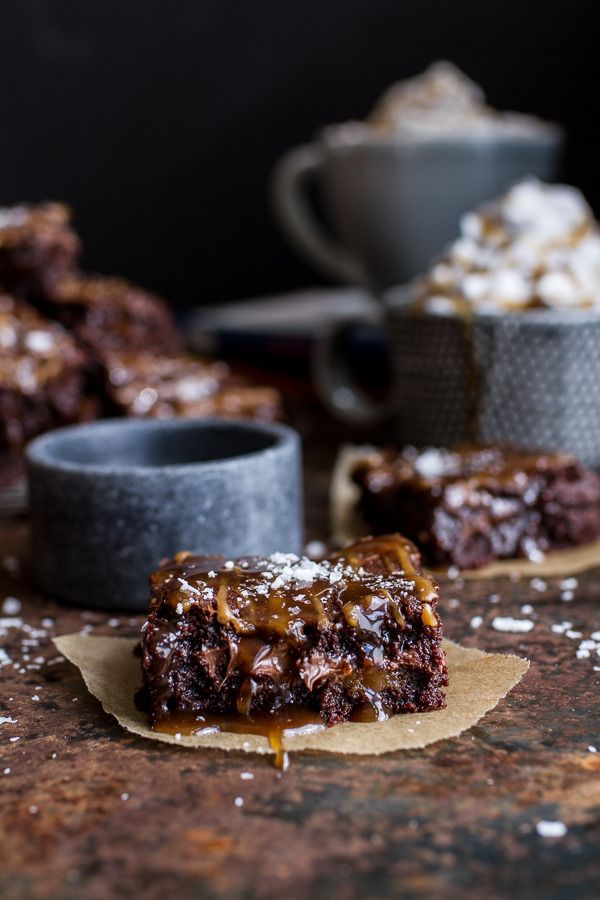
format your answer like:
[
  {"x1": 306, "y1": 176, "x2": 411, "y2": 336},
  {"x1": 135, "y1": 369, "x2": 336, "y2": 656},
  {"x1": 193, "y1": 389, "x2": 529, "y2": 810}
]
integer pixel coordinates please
[{"x1": 0, "y1": 0, "x2": 598, "y2": 308}]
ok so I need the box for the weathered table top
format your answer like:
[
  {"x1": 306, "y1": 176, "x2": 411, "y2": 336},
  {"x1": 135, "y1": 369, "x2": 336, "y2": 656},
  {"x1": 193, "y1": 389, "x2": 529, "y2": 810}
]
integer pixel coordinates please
[{"x1": 1, "y1": 419, "x2": 599, "y2": 899}]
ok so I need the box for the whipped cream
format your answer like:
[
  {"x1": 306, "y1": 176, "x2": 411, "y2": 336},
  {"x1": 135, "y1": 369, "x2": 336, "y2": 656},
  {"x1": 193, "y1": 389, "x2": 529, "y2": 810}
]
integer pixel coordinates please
[
  {"x1": 326, "y1": 62, "x2": 555, "y2": 143},
  {"x1": 414, "y1": 179, "x2": 600, "y2": 313}
]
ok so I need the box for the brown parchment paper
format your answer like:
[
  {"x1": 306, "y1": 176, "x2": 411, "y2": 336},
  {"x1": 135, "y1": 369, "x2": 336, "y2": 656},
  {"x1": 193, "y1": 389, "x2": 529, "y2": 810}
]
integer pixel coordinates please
[
  {"x1": 54, "y1": 634, "x2": 528, "y2": 758},
  {"x1": 331, "y1": 444, "x2": 600, "y2": 580}
]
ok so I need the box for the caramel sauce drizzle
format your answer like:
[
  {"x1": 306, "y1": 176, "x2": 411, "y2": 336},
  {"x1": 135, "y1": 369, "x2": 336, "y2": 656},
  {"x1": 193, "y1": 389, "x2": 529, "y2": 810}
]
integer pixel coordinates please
[{"x1": 148, "y1": 535, "x2": 440, "y2": 766}]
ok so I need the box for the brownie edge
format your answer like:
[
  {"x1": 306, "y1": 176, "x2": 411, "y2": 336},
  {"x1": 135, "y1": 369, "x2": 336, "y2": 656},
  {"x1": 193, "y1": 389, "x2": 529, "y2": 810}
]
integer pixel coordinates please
[{"x1": 136, "y1": 535, "x2": 448, "y2": 733}]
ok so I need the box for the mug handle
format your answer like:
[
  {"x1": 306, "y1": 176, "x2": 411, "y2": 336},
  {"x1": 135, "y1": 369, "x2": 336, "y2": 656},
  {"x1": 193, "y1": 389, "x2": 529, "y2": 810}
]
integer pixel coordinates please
[
  {"x1": 312, "y1": 312, "x2": 395, "y2": 425},
  {"x1": 270, "y1": 144, "x2": 367, "y2": 285}
]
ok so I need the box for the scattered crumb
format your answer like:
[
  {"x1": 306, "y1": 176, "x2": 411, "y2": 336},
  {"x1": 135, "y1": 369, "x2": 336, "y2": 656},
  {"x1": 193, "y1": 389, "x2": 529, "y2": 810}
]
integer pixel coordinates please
[
  {"x1": 536, "y1": 820, "x2": 567, "y2": 838},
  {"x1": 492, "y1": 616, "x2": 534, "y2": 634}
]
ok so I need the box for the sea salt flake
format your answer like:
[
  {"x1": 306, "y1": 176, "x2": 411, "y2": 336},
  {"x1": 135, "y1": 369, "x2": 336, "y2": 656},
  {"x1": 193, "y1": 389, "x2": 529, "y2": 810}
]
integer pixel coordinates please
[
  {"x1": 530, "y1": 578, "x2": 547, "y2": 593},
  {"x1": 560, "y1": 577, "x2": 578, "y2": 591},
  {"x1": 565, "y1": 629, "x2": 583, "y2": 640},
  {"x1": 234, "y1": 796, "x2": 244, "y2": 807},
  {"x1": 521, "y1": 604, "x2": 533, "y2": 615},
  {"x1": 470, "y1": 615, "x2": 483, "y2": 629},
  {"x1": 492, "y1": 616, "x2": 534, "y2": 633},
  {"x1": 2, "y1": 597, "x2": 21, "y2": 615},
  {"x1": 588, "y1": 745, "x2": 597, "y2": 753},
  {"x1": 536, "y1": 820, "x2": 567, "y2": 838},
  {"x1": 0, "y1": 716, "x2": 17, "y2": 725},
  {"x1": 240, "y1": 771, "x2": 254, "y2": 780}
]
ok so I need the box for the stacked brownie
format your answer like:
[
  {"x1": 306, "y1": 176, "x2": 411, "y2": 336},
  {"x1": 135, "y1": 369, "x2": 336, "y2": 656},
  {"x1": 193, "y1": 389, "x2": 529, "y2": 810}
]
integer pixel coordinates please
[
  {"x1": 0, "y1": 201, "x2": 282, "y2": 488},
  {"x1": 352, "y1": 445, "x2": 600, "y2": 569},
  {"x1": 137, "y1": 534, "x2": 448, "y2": 734},
  {"x1": 103, "y1": 351, "x2": 282, "y2": 421},
  {"x1": 0, "y1": 294, "x2": 95, "y2": 486}
]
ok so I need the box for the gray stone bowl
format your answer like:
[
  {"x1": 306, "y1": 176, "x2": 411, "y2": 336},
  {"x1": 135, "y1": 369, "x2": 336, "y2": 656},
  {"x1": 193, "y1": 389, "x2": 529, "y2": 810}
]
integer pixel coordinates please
[{"x1": 26, "y1": 417, "x2": 303, "y2": 611}]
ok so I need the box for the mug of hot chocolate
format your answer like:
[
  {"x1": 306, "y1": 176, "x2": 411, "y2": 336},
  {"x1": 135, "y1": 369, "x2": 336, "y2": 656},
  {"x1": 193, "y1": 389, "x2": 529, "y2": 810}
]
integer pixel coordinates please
[
  {"x1": 314, "y1": 179, "x2": 600, "y2": 468},
  {"x1": 272, "y1": 62, "x2": 563, "y2": 291}
]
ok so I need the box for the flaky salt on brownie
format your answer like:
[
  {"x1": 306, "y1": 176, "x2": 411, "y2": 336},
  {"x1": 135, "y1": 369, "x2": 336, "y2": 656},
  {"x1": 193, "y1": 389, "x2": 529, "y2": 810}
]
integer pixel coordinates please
[
  {"x1": 136, "y1": 535, "x2": 447, "y2": 738},
  {"x1": 0, "y1": 203, "x2": 80, "y2": 299},
  {"x1": 0, "y1": 295, "x2": 96, "y2": 485},
  {"x1": 352, "y1": 445, "x2": 600, "y2": 570},
  {"x1": 47, "y1": 273, "x2": 182, "y2": 359},
  {"x1": 103, "y1": 351, "x2": 283, "y2": 422}
]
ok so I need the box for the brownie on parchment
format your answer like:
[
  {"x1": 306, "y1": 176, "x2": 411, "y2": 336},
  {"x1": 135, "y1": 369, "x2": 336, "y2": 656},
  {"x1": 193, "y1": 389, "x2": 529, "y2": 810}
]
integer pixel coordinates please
[
  {"x1": 351, "y1": 446, "x2": 600, "y2": 570},
  {"x1": 0, "y1": 203, "x2": 80, "y2": 300},
  {"x1": 0, "y1": 295, "x2": 96, "y2": 480},
  {"x1": 47, "y1": 274, "x2": 182, "y2": 360},
  {"x1": 136, "y1": 534, "x2": 447, "y2": 734},
  {"x1": 102, "y1": 351, "x2": 283, "y2": 422}
]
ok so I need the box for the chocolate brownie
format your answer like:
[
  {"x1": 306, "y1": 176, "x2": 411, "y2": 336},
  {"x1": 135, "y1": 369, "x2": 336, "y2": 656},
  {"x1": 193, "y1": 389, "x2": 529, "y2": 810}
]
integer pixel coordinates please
[
  {"x1": 0, "y1": 203, "x2": 80, "y2": 299},
  {"x1": 0, "y1": 295, "x2": 96, "y2": 480},
  {"x1": 47, "y1": 274, "x2": 182, "y2": 359},
  {"x1": 352, "y1": 446, "x2": 600, "y2": 570},
  {"x1": 136, "y1": 535, "x2": 447, "y2": 761},
  {"x1": 103, "y1": 351, "x2": 283, "y2": 421}
]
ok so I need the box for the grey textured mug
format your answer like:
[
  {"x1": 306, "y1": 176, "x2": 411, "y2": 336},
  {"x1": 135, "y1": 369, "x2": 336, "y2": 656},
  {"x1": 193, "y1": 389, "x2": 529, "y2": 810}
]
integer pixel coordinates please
[
  {"x1": 271, "y1": 129, "x2": 563, "y2": 291},
  {"x1": 313, "y1": 290, "x2": 600, "y2": 468}
]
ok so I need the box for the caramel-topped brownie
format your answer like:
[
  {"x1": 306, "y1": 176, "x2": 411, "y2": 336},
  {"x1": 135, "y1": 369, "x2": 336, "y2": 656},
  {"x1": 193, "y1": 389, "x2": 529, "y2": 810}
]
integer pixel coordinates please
[
  {"x1": 47, "y1": 274, "x2": 182, "y2": 359},
  {"x1": 103, "y1": 351, "x2": 283, "y2": 422},
  {"x1": 136, "y1": 535, "x2": 447, "y2": 759},
  {"x1": 0, "y1": 202, "x2": 80, "y2": 299},
  {"x1": 0, "y1": 294, "x2": 95, "y2": 455},
  {"x1": 352, "y1": 446, "x2": 600, "y2": 570}
]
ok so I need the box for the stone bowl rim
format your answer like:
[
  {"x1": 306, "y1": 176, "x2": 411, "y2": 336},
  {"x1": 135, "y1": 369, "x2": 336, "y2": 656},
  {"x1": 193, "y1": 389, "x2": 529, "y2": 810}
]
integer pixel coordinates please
[{"x1": 25, "y1": 417, "x2": 298, "y2": 478}]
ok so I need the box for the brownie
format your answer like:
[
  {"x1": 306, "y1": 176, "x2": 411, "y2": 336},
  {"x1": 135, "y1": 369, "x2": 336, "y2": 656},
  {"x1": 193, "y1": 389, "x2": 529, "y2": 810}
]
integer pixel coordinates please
[
  {"x1": 136, "y1": 534, "x2": 447, "y2": 761},
  {"x1": 0, "y1": 294, "x2": 96, "y2": 481},
  {"x1": 46, "y1": 274, "x2": 182, "y2": 359},
  {"x1": 352, "y1": 445, "x2": 600, "y2": 570},
  {"x1": 0, "y1": 202, "x2": 80, "y2": 299},
  {"x1": 103, "y1": 351, "x2": 283, "y2": 421}
]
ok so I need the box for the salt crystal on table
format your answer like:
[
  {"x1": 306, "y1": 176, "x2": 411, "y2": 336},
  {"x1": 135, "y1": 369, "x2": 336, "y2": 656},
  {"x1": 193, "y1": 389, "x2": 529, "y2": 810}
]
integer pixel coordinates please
[
  {"x1": 492, "y1": 616, "x2": 534, "y2": 633},
  {"x1": 2, "y1": 597, "x2": 21, "y2": 615},
  {"x1": 470, "y1": 616, "x2": 483, "y2": 629},
  {"x1": 530, "y1": 578, "x2": 547, "y2": 592},
  {"x1": 536, "y1": 820, "x2": 567, "y2": 838},
  {"x1": 560, "y1": 577, "x2": 578, "y2": 591},
  {"x1": 240, "y1": 771, "x2": 254, "y2": 780},
  {"x1": 521, "y1": 604, "x2": 533, "y2": 615},
  {"x1": 234, "y1": 796, "x2": 244, "y2": 807},
  {"x1": 588, "y1": 746, "x2": 597, "y2": 753}
]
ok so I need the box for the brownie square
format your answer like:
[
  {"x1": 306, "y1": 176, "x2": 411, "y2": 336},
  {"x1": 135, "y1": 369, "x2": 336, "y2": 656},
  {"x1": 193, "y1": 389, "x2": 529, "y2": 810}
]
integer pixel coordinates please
[
  {"x1": 0, "y1": 202, "x2": 80, "y2": 299},
  {"x1": 103, "y1": 351, "x2": 283, "y2": 422},
  {"x1": 0, "y1": 294, "x2": 97, "y2": 481},
  {"x1": 352, "y1": 446, "x2": 600, "y2": 569},
  {"x1": 137, "y1": 535, "x2": 447, "y2": 746},
  {"x1": 47, "y1": 274, "x2": 182, "y2": 359}
]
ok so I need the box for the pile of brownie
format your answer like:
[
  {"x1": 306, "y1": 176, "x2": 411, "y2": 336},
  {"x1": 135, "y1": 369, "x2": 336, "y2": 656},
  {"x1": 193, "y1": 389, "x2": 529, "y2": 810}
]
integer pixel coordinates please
[{"x1": 0, "y1": 202, "x2": 281, "y2": 489}]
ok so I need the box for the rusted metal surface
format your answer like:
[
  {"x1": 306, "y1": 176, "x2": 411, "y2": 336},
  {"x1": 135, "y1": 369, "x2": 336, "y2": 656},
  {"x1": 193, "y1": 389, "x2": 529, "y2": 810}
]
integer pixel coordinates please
[{"x1": 1, "y1": 424, "x2": 599, "y2": 899}]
